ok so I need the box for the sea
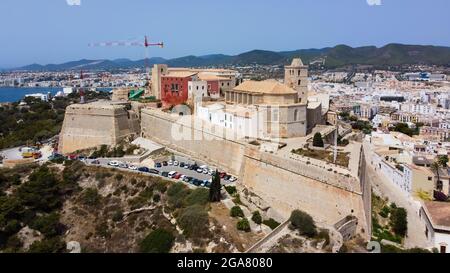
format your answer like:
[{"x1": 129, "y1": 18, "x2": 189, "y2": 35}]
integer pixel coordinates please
[{"x1": 0, "y1": 87, "x2": 112, "y2": 103}]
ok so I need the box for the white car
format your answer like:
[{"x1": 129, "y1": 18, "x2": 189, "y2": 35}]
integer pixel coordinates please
[
  {"x1": 128, "y1": 165, "x2": 138, "y2": 171},
  {"x1": 202, "y1": 169, "x2": 208, "y2": 174},
  {"x1": 174, "y1": 161, "x2": 179, "y2": 166},
  {"x1": 168, "y1": 160, "x2": 173, "y2": 165},
  {"x1": 108, "y1": 161, "x2": 120, "y2": 167},
  {"x1": 196, "y1": 168, "x2": 203, "y2": 173},
  {"x1": 229, "y1": 176, "x2": 237, "y2": 182},
  {"x1": 184, "y1": 165, "x2": 189, "y2": 169},
  {"x1": 180, "y1": 175, "x2": 186, "y2": 180}
]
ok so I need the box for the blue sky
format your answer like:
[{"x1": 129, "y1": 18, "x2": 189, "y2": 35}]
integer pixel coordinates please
[{"x1": 1, "y1": 0, "x2": 450, "y2": 68}]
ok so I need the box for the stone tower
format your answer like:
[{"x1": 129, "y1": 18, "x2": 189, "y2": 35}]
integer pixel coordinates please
[
  {"x1": 284, "y1": 58, "x2": 308, "y2": 104},
  {"x1": 151, "y1": 64, "x2": 168, "y2": 100}
]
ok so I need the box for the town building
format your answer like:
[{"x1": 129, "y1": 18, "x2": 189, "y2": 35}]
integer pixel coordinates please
[{"x1": 420, "y1": 201, "x2": 450, "y2": 253}]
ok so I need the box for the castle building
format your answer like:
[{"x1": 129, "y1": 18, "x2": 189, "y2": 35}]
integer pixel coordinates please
[{"x1": 151, "y1": 65, "x2": 238, "y2": 106}]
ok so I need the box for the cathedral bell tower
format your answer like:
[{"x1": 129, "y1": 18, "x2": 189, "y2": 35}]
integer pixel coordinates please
[{"x1": 284, "y1": 58, "x2": 308, "y2": 104}]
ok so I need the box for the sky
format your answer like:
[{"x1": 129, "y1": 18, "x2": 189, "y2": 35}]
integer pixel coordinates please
[{"x1": 1, "y1": 0, "x2": 450, "y2": 68}]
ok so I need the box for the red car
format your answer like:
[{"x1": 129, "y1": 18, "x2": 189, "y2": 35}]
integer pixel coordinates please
[
  {"x1": 67, "y1": 154, "x2": 79, "y2": 160},
  {"x1": 174, "y1": 173, "x2": 182, "y2": 179},
  {"x1": 220, "y1": 172, "x2": 227, "y2": 178}
]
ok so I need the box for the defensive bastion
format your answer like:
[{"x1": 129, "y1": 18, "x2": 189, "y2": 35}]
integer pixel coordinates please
[
  {"x1": 58, "y1": 101, "x2": 140, "y2": 154},
  {"x1": 140, "y1": 108, "x2": 371, "y2": 239}
]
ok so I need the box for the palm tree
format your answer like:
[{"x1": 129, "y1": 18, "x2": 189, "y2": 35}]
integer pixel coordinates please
[{"x1": 431, "y1": 161, "x2": 443, "y2": 191}]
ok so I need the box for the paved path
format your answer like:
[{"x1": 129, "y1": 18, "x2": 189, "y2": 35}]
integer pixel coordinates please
[{"x1": 363, "y1": 140, "x2": 430, "y2": 249}]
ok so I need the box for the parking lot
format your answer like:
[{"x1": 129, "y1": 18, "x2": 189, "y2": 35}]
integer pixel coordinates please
[{"x1": 85, "y1": 154, "x2": 236, "y2": 188}]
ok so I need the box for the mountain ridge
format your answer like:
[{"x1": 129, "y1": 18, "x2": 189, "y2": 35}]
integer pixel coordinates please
[{"x1": 10, "y1": 43, "x2": 450, "y2": 71}]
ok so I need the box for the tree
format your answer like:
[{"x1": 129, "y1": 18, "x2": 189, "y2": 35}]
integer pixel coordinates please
[
  {"x1": 251, "y1": 211, "x2": 262, "y2": 225},
  {"x1": 430, "y1": 162, "x2": 442, "y2": 191},
  {"x1": 230, "y1": 206, "x2": 244, "y2": 218},
  {"x1": 290, "y1": 210, "x2": 317, "y2": 237},
  {"x1": 438, "y1": 155, "x2": 449, "y2": 168},
  {"x1": 139, "y1": 228, "x2": 174, "y2": 253},
  {"x1": 209, "y1": 170, "x2": 221, "y2": 202},
  {"x1": 390, "y1": 207, "x2": 407, "y2": 237},
  {"x1": 237, "y1": 218, "x2": 251, "y2": 232},
  {"x1": 312, "y1": 133, "x2": 324, "y2": 148}
]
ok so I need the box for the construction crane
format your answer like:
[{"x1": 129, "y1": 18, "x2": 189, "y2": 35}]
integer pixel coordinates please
[{"x1": 89, "y1": 36, "x2": 164, "y2": 84}]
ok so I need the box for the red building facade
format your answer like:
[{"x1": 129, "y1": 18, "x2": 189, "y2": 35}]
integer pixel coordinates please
[{"x1": 160, "y1": 75, "x2": 194, "y2": 106}]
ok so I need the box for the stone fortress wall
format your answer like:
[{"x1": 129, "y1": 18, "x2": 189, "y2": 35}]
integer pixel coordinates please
[
  {"x1": 58, "y1": 101, "x2": 140, "y2": 154},
  {"x1": 140, "y1": 108, "x2": 370, "y2": 238}
]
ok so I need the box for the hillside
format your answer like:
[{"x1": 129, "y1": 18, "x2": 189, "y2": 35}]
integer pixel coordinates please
[{"x1": 12, "y1": 43, "x2": 450, "y2": 71}]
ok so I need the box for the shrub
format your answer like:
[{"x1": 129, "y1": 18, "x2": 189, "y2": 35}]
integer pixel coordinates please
[
  {"x1": 379, "y1": 206, "x2": 391, "y2": 218},
  {"x1": 80, "y1": 188, "x2": 101, "y2": 207},
  {"x1": 139, "y1": 228, "x2": 175, "y2": 253},
  {"x1": 167, "y1": 183, "x2": 190, "y2": 208},
  {"x1": 313, "y1": 133, "x2": 324, "y2": 148},
  {"x1": 290, "y1": 210, "x2": 317, "y2": 237},
  {"x1": 28, "y1": 237, "x2": 66, "y2": 253},
  {"x1": 263, "y1": 218, "x2": 280, "y2": 230},
  {"x1": 95, "y1": 221, "x2": 111, "y2": 239},
  {"x1": 112, "y1": 210, "x2": 124, "y2": 222},
  {"x1": 225, "y1": 186, "x2": 237, "y2": 195},
  {"x1": 390, "y1": 207, "x2": 407, "y2": 237},
  {"x1": 237, "y1": 218, "x2": 251, "y2": 232},
  {"x1": 153, "y1": 194, "x2": 161, "y2": 203},
  {"x1": 29, "y1": 212, "x2": 62, "y2": 237},
  {"x1": 115, "y1": 173, "x2": 123, "y2": 181},
  {"x1": 177, "y1": 205, "x2": 209, "y2": 239},
  {"x1": 230, "y1": 206, "x2": 244, "y2": 218},
  {"x1": 316, "y1": 229, "x2": 330, "y2": 246},
  {"x1": 251, "y1": 211, "x2": 262, "y2": 225},
  {"x1": 184, "y1": 188, "x2": 209, "y2": 207}
]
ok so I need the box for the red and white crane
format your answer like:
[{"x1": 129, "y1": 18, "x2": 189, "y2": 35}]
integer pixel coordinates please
[{"x1": 89, "y1": 35, "x2": 164, "y2": 82}]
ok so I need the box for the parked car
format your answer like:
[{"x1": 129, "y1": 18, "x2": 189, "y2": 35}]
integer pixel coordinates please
[
  {"x1": 180, "y1": 162, "x2": 185, "y2": 168},
  {"x1": 78, "y1": 155, "x2": 87, "y2": 161},
  {"x1": 91, "y1": 160, "x2": 100, "y2": 165},
  {"x1": 118, "y1": 163, "x2": 128, "y2": 169},
  {"x1": 202, "y1": 169, "x2": 209, "y2": 174},
  {"x1": 48, "y1": 153, "x2": 64, "y2": 161},
  {"x1": 168, "y1": 171, "x2": 177, "y2": 178},
  {"x1": 138, "y1": 167, "x2": 150, "y2": 173},
  {"x1": 229, "y1": 176, "x2": 237, "y2": 182},
  {"x1": 155, "y1": 162, "x2": 162, "y2": 168},
  {"x1": 183, "y1": 176, "x2": 192, "y2": 182},
  {"x1": 220, "y1": 172, "x2": 227, "y2": 178},
  {"x1": 162, "y1": 161, "x2": 168, "y2": 166},
  {"x1": 204, "y1": 182, "x2": 211, "y2": 188},
  {"x1": 174, "y1": 161, "x2": 179, "y2": 166},
  {"x1": 190, "y1": 164, "x2": 198, "y2": 170},
  {"x1": 168, "y1": 160, "x2": 173, "y2": 166},
  {"x1": 108, "y1": 161, "x2": 120, "y2": 167},
  {"x1": 224, "y1": 175, "x2": 232, "y2": 180},
  {"x1": 192, "y1": 179, "x2": 202, "y2": 186},
  {"x1": 196, "y1": 168, "x2": 203, "y2": 173},
  {"x1": 161, "y1": 172, "x2": 169, "y2": 177},
  {"x1": 67, "y1": 154, "x2": 79, "y2": 160},
  {"x1": 174, "y1": 173, "x2": 182, "y2": 179},
  {"x1": 149, "y1": 169, "x2": 159, "y2": 174},
  {"x1": 128, "y1": 165, "x2": 138, "y2": 171},
  {"x1": 184, "y1": 164, "x2": 190, "y2": 169},
  {"x1": 88, "y1": 155, "x2": 97, "y2": 160}
]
